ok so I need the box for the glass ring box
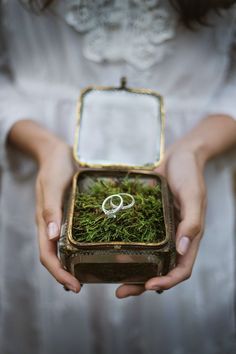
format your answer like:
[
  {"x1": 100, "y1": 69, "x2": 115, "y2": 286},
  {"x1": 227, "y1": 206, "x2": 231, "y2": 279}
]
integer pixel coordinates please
[{"x1": 59, "y1": 78, "x2": 176, "y2": 284}]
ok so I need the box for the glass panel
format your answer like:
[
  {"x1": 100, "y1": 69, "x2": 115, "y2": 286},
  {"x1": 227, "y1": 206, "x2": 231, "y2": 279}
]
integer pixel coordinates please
[
  {"x1": 71, "y1": 254, "x2": 163, "y2": 283},
  {"x1": 77, "y1": 89, "x2": 163, "y2": 167}
]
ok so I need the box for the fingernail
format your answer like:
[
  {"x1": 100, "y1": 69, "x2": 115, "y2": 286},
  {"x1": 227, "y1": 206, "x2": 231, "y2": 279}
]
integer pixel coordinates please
[
  {"x1": 177, "y1": 236, "x2": 191, "y2": 255},
  {"x1": 47, "y1": 222, "x2": 59, "y2": 240},
  {"x1": 64, "y1": 284, "x2": 78, "y2": 293},
  {"x1": 63, "y1": 287, "x2": 70, "y2": 292}
]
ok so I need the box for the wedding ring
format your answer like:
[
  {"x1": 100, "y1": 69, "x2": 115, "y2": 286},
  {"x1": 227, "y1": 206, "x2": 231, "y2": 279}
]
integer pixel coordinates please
[
  {"x1": 110, "y1": 193, "x2": 135, "y2": 210},
  {"x1": 102, "y1": 193, "x2": 135, "y2": 218},
  {"x1": 102, "y1": 194, "x2": 123, "y2": 218}
]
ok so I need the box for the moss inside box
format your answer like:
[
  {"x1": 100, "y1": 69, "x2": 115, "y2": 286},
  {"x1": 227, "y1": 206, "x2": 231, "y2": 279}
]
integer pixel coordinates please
[{"x1": 72, "y1": 177, "x2": 165, "y2": 243}]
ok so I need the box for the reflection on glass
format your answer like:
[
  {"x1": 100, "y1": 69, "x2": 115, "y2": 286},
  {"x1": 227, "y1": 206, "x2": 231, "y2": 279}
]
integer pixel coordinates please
[{"x1": 77, "y1": 89, "x2": 162, "y2": 167}]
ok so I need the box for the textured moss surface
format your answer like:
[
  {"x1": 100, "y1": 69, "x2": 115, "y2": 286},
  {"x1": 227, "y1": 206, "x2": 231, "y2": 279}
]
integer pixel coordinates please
[{"x1": 72, "y1": 177, "x2": 165, "y2": 243}]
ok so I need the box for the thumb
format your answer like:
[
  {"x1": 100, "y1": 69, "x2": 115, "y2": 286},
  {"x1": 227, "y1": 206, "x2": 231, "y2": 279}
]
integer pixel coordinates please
[
  {"x1": 42, "y1": 184, "x2": 64, "y2": 241},
  {"x1": 154, "y1": 163, "x2": 165, "y2": 177},
  {"x1": 175, "y1": 191, "x2": 205, "y2": 256}
]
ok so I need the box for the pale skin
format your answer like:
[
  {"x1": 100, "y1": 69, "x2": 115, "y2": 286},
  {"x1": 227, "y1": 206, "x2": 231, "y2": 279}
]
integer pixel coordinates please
[{"x1": 8, "y1": 115, "x2": 236, "y2": 296}]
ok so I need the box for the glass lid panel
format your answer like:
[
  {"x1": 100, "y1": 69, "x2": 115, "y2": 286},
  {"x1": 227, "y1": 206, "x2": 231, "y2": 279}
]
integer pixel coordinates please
[{"x1": 75, "y1": 88, "x2": 164, "y2": 168}]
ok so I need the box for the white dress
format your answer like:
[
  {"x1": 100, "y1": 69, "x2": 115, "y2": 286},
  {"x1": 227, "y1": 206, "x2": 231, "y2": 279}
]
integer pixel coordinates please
[{"x1": 0, "y1": 1, "x2": 236, "y2": 353}]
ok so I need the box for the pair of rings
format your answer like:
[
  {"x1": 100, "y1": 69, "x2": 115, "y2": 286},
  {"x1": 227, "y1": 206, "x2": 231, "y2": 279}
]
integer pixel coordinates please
[{"x1": 102, "y1": 193, "x2": 135, "y2": 218}]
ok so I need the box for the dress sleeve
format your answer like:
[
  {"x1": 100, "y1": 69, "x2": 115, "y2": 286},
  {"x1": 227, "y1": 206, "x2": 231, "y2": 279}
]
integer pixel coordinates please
[
  {"x1": 206, "y1": 28, "x2": 236, "y2": 120},
  {"x1": 0, "y1": 2, "x2": 40, "y2": 169},
  {"x1": 0, "y1": 75, "x2": 39, "y2": 168}
]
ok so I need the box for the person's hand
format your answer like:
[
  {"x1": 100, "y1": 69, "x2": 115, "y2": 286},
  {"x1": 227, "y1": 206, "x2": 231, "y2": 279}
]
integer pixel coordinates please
[
  {"x1": 8, "y1": 120, "x2": 81, "y2": 292},
  {"x1": 8, "y1": 116, "x2": 235, "y2": 297},
  {"x1": 116, "y1": 139, "x2": 207, "y2": 298},
  {"x1": 35, "y1": 139, "x2": 81, "y2": 293}
]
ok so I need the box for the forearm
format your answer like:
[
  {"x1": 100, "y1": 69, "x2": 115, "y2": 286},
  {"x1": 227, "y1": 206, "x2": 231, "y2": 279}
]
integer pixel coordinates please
[
  {"x1": 175, "y1": 115, "x2": 236, "y2": 167},
  {"x1": 7, "y1": 119, "x2": 64, "y2": 166}
]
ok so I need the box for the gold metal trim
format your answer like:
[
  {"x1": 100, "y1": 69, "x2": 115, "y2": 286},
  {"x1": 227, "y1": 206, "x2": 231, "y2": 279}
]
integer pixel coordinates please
[
  {"x1": 73, "y1": 84, "x2": 165, "y2": 170},
  {"x1": 67, "y1": 169, "x2": 170, "y2": 248}
]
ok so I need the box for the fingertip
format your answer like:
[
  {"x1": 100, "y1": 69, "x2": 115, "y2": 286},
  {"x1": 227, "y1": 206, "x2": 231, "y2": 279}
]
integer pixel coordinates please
[
  {"x1": 115, "y1": 286, "x2": 129, "y2": 299},
  {"x1": 116, "y1": 285, "x2": 145, "y2": 298},
  {"x1": 55, "y1": 268, "x2": 81, "y2": 293},
  {"x1": 64, "y1": 281, "x2": 81, "y2": 294},
  {"x1": 116, "y1": 292, "x2": 129, "y2": 299},
  {"x1": 63, "y1": 283, "x2": 81, "y2": 294}
]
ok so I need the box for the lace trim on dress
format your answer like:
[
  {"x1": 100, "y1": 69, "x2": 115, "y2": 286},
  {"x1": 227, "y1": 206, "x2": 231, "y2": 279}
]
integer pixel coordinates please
[{"x1": 54, "y1": 0, "x2": 177, "y2": 70}]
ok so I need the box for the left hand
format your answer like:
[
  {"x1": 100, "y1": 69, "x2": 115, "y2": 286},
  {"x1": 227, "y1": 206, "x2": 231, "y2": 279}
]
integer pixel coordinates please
[{"x1": 116, "y1": 140, "x2": 207, "y2": 298}]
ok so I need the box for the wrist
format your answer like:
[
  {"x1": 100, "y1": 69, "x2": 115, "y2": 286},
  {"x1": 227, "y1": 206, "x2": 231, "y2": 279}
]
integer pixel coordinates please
[
  {"x1": 179, "y1": 115, "x2": 236, "y2": 167},
  {"x1": 8, "y1": 120, "x2": 66, "y2": 166},
  {"x1": 182, "y1": 136, "x2": 210, "y2": 169},
  {"x1": 166, "y1": 136, "x2": 210, "y2": 172},
  {"x1": 36, "y1": 136, "x2": 65, "y2": 167}
]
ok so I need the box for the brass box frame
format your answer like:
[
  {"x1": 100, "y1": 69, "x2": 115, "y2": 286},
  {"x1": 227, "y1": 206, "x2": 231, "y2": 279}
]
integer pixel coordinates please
[{"x1": 59, "y1": 79, "x2": 176, "y2": 284}]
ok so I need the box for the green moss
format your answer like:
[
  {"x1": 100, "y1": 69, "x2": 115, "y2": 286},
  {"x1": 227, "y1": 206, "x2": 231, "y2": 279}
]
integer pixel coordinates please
[{"x1": 72, "y1": 177, "x2": 165, "y2": 243}]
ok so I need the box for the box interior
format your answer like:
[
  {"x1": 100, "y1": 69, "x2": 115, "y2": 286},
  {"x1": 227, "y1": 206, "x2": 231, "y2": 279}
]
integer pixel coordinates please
[{"x1": 70, "y1": 170, "x2": 167, "y2": 246}]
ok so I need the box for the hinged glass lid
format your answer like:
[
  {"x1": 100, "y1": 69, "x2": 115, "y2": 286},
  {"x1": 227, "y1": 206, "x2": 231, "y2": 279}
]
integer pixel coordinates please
[{"x1": 74, "y1": 78, "x2": 165, "y2": 169}]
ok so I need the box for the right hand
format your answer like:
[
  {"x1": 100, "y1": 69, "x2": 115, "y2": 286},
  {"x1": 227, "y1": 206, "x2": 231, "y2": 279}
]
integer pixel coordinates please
[
  {"x1": 35, "y1": 139, "x2": 81, "y2": 293},
  {"x1": 8, "y1": 120, "x2": 81, "y2": 292}
]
